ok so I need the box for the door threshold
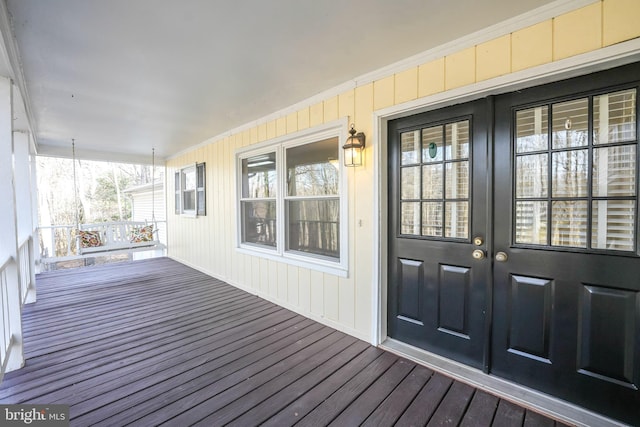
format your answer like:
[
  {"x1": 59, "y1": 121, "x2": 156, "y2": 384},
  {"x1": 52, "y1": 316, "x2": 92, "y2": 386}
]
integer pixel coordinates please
[{"x1": 380, "y1": 338, "x2": 629, "y2": 427}]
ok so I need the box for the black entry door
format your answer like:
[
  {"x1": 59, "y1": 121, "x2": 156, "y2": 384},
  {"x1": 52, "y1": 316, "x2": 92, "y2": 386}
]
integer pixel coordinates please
[
  {"x1": 492, "y1": 64, "x2": 640, "y2": 426},
  {"x1": 388, "y1": 99, "x2": 491, "y2": 370}
]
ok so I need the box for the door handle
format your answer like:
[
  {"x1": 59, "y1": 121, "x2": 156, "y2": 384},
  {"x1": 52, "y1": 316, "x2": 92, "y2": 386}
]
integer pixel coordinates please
[
  {"x1": 472, "y1": 249, "x2": 486, "y2": 260},
  {"x1": 495, "y1": 251, "x2": 508, "y2": 262}
]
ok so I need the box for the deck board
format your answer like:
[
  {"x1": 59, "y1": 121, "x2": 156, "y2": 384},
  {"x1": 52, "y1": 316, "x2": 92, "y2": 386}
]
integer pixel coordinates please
[{"x1": 0, "y1": 257, "x2": 566, "y2": 426}]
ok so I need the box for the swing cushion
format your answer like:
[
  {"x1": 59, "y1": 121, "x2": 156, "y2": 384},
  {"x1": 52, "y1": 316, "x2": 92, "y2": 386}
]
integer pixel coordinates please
[
  {"x1": 78, "y1": 230, "x2": 103, "y2": 248},
  {"x1": 130, "y1": 225, "x2": 154, "y2": 243}
]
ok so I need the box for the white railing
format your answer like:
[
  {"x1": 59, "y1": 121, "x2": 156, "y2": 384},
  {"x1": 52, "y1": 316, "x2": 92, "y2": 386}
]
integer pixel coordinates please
[
  {"x1": 0, "y1": 255, "x2": 21, "y2": 380},
  {"x1": 38, "y1": 220, "x2": 167, "y2": 262},
  {"x1": 18, "y1": 237, "x2": 33, "y2": 305}
]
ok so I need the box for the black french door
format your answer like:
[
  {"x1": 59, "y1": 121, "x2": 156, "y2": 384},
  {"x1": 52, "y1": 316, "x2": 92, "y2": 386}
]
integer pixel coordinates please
[{"x1": 388, "y1": 62, "x2": 640, "y2": 426}]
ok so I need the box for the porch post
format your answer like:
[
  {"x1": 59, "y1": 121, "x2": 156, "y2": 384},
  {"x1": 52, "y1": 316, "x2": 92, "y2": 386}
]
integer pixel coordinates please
[
  {"x1": 0, "y1": 76, "x2": 24, "y2": 373},
  {"x1": 14, "y1": 130, "x2": 36, "y2": 303}
]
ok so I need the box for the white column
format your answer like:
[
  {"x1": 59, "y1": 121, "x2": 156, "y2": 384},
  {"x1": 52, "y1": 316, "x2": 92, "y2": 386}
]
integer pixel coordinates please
[
  {"x1": 0, "y1": 76, "x2": 24, "y2": 372},
  {"x1": 14, "y1": 131, "x2": 36, "y2": 302}
]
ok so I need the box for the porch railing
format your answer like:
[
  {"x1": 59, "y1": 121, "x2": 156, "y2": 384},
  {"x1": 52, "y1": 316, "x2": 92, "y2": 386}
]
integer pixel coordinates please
[
  {"x1": 38, "y1": 220, "x2": 167, "y2": 262},
  {"x1": 18, "y1": 237, "x2": 33, "y2": 305},
  {"x1": 0, "y1": 255, "x2": 21, "y2": 380}
]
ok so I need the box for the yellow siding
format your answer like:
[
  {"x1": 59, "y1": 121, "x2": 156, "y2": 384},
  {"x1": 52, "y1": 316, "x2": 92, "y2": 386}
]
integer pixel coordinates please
[
  {"x1": 445, "y1": 46, "x2": 476, "y2": 90},
  {"x1": 418, "y1": 58, "x2": 445, "y2": 97},
  {"x1": 166, "y1": 0, "x2": 639, "y2": 344},
  {"x1": 553, "y1": 2, "x2": 602, "y2": 60},
  {"x1": 512, "y1": 20, "x2": 553, "y2": 72},
  {"x1": 373, "y1": 75, "x2": 394, "y2": 110},
  {"x1": 309, "y1": 102, "x2": 324, "y2": 127},
  {"x1": 476, "y1": 34, "x2": 511, "y2": 81},
  {"x1": 395, "y1": 67, "x2": 418, "y2": 104},
  {"x1": 603, "y1": 0, "x2": 640, "y2": 46}
]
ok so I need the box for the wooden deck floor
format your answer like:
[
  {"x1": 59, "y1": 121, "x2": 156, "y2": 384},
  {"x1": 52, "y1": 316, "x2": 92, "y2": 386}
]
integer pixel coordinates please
[{"x1": 0, "y1": 257, "x2": 568, "y2": 426}]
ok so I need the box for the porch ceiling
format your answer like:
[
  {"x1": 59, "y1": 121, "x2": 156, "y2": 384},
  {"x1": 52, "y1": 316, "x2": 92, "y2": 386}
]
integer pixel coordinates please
[{"x1": 7, "y1": 0, "x2": 556, "y2": 163}]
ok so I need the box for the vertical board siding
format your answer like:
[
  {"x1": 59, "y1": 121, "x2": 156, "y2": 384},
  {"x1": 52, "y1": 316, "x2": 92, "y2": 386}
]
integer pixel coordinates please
[{"x1": 165, "y1": 0, "x2": 640, "y2": 343}]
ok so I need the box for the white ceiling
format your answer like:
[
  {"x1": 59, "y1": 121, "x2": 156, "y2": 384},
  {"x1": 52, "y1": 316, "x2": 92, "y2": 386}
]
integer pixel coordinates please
[{"x1": 6, "y1": 0, "x2": 557, "y2": 163}]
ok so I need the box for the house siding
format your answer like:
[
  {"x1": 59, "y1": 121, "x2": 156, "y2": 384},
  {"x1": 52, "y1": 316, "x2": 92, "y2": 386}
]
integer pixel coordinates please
[{"x1": 166, "y1": 0, "x2": 640, "y2": 342}]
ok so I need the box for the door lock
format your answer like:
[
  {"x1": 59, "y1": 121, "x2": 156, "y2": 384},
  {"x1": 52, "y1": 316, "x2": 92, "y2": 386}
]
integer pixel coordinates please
[
  {"x1": 473, "y1": 236, "x2": 483, "y2": 246},
  {"x1": 495, "y1": 251, "x2": 508, "y2": 262},
  {"x1": 472, "y1": 249, "x2": 486, "y2": 260}
]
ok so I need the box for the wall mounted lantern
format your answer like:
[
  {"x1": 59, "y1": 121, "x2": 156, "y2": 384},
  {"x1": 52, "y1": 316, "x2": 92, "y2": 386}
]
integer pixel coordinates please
[{"x1": 343, "y1": 124, "x2": 366, "y2": 167}]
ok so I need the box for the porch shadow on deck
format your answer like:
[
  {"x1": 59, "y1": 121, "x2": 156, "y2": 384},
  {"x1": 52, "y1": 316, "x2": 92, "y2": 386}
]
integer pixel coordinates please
[{"x1": 0, "y1": 257, "x2": 567, "y2": 426}]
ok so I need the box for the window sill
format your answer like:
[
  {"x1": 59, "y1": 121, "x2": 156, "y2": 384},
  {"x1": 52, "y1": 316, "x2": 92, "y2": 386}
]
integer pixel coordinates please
[{"x1": 236, "y1": 245, "x2": 349, "y2": 278}]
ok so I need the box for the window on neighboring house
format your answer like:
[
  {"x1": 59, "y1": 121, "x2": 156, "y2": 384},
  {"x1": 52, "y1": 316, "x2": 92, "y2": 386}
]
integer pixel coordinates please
[
  {"x1": 175, "y1": 162, "x2": 206, "y2": 216},
  {"x1": 237, "y1": 122, "x2": 347, "y2": 274}
]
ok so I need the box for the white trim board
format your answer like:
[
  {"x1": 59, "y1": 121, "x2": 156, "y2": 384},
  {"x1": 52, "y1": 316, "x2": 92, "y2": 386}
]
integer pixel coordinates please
[{"x1": 168, "y1": 0, "x2": 598, "y2": 161}]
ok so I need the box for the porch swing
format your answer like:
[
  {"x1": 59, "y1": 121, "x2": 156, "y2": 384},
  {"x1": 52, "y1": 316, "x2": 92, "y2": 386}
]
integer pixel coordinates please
[{"x1": 72, "y1": 141, "x2": 163, "y2": 256}]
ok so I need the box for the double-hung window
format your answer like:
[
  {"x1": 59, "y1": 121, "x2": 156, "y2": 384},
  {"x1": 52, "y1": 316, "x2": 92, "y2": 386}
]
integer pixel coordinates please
[
  {"x1": 175, "y1": 162, "x2": 206, "y2": 216},
  {"x1": 237, "y1": 121, "x2": 347, "y2": 275}
]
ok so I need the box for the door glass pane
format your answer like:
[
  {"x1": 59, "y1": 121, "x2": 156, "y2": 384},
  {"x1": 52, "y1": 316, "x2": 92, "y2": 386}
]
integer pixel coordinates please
[
  {"x1": 401, "y1": 166, "x2": 421, "y2": 199},
  {"x1": 242, "y1": 152, "x2": 277, "y2": 198},
  {"x1": 287, "y1": 199, "x2": 339, "y2": 258},
  {"x1": 422, "y1": 202, "x2": 443, "y2": 237},
  {"x1": 516, "y1": 106, "x2": 548, "y2": 153},
  {"x1": 401, "y1": 130, "x2": 421, "y2": 165},
  {"x1": 445, "y1": 120, "x2": 469, "y2": 160},
  {"x1": 445, "y1": 201, "x2": 468, "y2": 239},
  {"x1": 516, "y1": 154, "x2": 548, "y2": 198},
  {"x1": 422, "y1": 125, "x2": 444, "y2": 162},
  {"x1": 401, "y1": 202, "x2": 421, "y2": 235},
  {"x1": 241, "y1": 200, "x2": 277, "y2": 247},
  {"x1": 552, "y1": 149, "x2": 588, "y2": 197},
  {"x1": 515, "y1": 201, "x2": 548, "y2": 245},
  {"x1": 552, "y1": 98, "x2": 588, "y2": 149},
  {"x1": 445, "y1": 161, "x2": 469, "y2": 199},
  {"x1": 594, "y1": 89, "x2": 636, "y2": 144},
  {"x1": 422, "y1": 164, "x2": 443, "y2": 199},
  {"x1": 551, "y1": 201, "x2": 587, "y2": 248},
  {"x1": 592, "y1": 200, "x2": 635, "y2": 251},
  {"x1": 592, "y1": 145, "x2": 636, "y2": 197}
]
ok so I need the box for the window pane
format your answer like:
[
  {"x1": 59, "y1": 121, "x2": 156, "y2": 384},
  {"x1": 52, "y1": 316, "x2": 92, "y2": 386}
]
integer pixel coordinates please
[
  {"x1": 516, "y1": 106, "x2": 548, "y2": 153},
  {"x1": 551, "y1": 201, "x2": 587, "y2": 248},
  {"x1": 515, "y1": 201, "x2": 548, "y2": 245},
  {"x1": 594, "y1": 89, "x2": 636, "y2": 144},
  {"x1": 552, "y1": 98, "x2": 588, "y2": 148},
  {"x1": 422, "y1": 202, "x2": 443, "y2": 236},
  {"x1": 242, "y1": 152, "x2": 277, "y2": 198},
  {"x1": 445, "y1": 201, "x2": 469, "y2": 239},
  {"x1": 422, "y1": 164, "x2": 443, "y2": 199},
  {"x1": 241, "y1": 200, "x2": 277, "y2": 247},
  {"x1": 445, "y1": 120, "x2": 469, "y2": 160},
  {"x1": 183, "y1": 168, "x2": 196, "y2": 191},
  {"x1": 552, "y1": 149, "x2": 588, "y2": 197},
  {"x1": 401, "y1": 166, "x2": 420, "y2": 199},
  {"x1": 422, "y1": 125, "x2": 444, "y2": 162},
  {"x1": 592, "y1": 200, "x2": 635, "y2": 251},
  {"x1": 183, "y1": 190, "x2": 195, "y2": 211},
  {"x1": 287, "y1": 137, "x2": 339, "y2": 196},
  {"x1": 287, "y1": 199, "x2": 339, "y2": 258},
  {"x1": 592, "y1": 145, "x2": 636, "y2": 197},
  {"x1": 401, "y1": 130, "x2": 421, "y2": 165},
  {"x1": 445, "y1": 161, "x2": 469, "y2": 199},
  {"x1": 401, "y1": 202, "x2": 420, "y2": 235},
  {"x1": 516, "y1": 154, "x2": 548, "y2": 198}
]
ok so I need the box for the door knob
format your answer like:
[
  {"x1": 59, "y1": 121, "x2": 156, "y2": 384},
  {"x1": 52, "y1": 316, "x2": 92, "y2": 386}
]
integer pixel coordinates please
[
  {"x1": 472, "y1": 249, "x2": 486, "y2": 260},
  {"x1": 495, "y1": 251, "x2": 508, "y2": 262}
]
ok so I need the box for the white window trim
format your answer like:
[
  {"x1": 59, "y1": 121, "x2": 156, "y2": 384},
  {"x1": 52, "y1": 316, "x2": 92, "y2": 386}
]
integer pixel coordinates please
[{"x1": 236, "y1": 118, "x2": 350, "y2": 277}]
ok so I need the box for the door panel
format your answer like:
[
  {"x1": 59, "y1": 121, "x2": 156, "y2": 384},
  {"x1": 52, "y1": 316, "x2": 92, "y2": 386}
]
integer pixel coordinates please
[
  {"x1": 388, "y1": 99, "x2": 490, "y2": 370},
  {"x1": 493, "y1": 63, "x2": 640, "y2": 426}
]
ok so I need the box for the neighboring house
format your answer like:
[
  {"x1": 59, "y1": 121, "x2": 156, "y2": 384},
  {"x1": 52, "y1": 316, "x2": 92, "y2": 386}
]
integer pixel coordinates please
[{"x1": 1, "y1": 1, "x2": 639, "y2": 426}]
